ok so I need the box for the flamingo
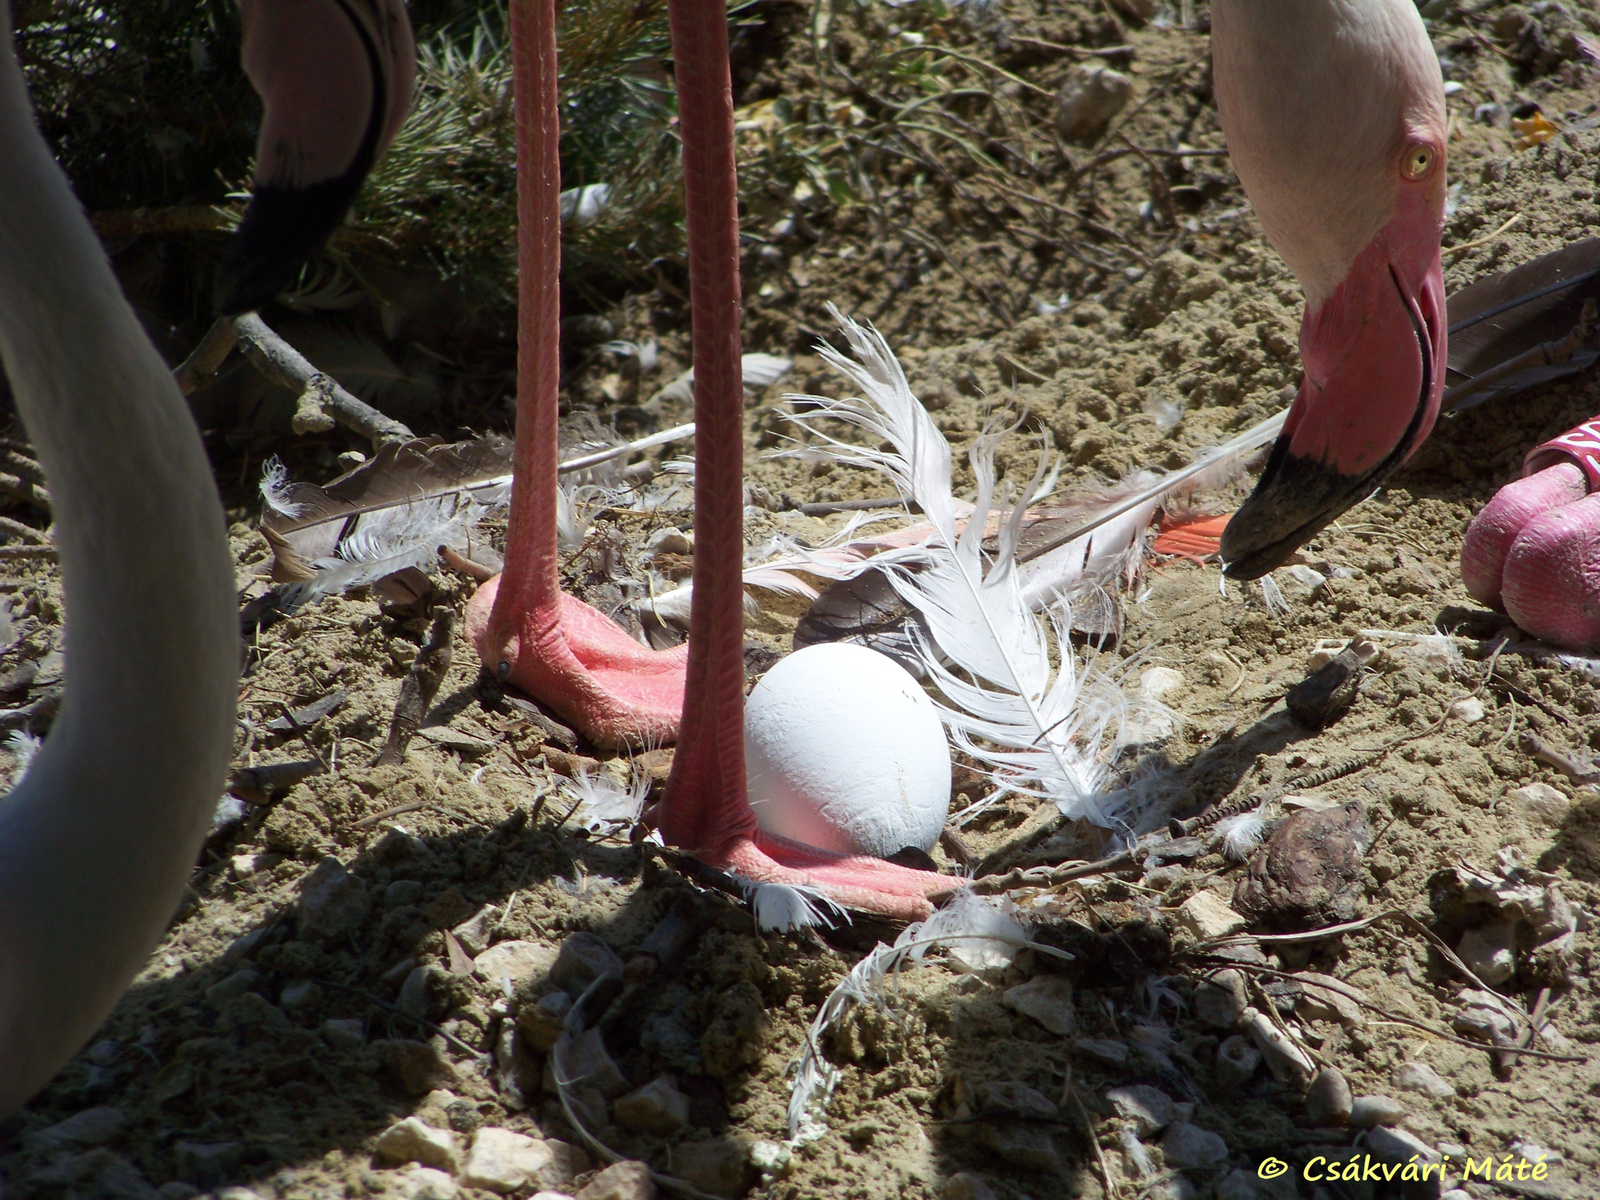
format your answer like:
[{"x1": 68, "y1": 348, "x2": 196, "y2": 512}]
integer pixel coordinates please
[
  {"x1": 468, "y1": 0, "x2": 950, "y2": 919},
  {"x1": 0, "y1": 0, "x2": 412, "y2": 1116}
]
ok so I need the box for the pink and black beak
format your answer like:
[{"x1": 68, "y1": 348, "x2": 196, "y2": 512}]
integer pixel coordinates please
[
  {"x1": 217, "y1": 0, "x2": 414, "y2": 315},
  {"x1": 1221, "y1": 199, "x2": 1447, "y2": 579}
]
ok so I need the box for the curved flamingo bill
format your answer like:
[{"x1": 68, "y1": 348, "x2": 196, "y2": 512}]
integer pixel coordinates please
[
  {"x1": 218, "y1": 0, "x2": 415, "y2": 315},
  {"x1": 1221, "y1": 227, "x2": 1446, "y2": 580}
]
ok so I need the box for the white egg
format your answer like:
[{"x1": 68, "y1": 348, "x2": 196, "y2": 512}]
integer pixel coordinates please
[{"x1": 744, "y1": 642, "x2": 951, "y2": 858}]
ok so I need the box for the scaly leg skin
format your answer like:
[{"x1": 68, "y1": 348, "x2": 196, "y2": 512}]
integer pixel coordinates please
[
  {"x1": 655, "y1": 0, "x2": 948, "y2": 920},
  {"x1": 469, "y1": 0, "x2": 687, "y2": 750},
  {"x1": 1461, "y1": 417, "x2": 1600, "y2": 649},
  {"x1": 467, "y1": 581, "x2": 686, "y2": 749}
]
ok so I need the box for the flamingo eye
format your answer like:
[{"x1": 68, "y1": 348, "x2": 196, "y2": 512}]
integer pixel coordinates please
[
  {"x1": 496, "y1": 660, "x2": 511, "y2": 681},
  {"x1": 1401, "y1": 144, "x2": 1436, "y2": 181}
]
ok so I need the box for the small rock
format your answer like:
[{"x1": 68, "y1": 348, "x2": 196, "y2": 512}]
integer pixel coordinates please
[
  {"x1": 1349, "y1": 1095, "x2": 1406, "y2": 1129},
  {"x1": 215, "y1": 991, "x2": 292, "y2": 1033},
  {"x1": 374, "y1": 1117, "x2": 459, "y2": 1173},
  {"x1": 976, "y1": 1122, "x2": 1061, "y2": 1172},
  {"x1": 670, "y1": 1139, "x2": 755, "y2": 1199},
  {"x1": 29, "y1": 1106, "x2": 126, "y2": 1148},
  {"x1": 1075, "y1": 1037, "x2": 1129, "y2": 1068},
  {"x1": 1160, "y1": 1121, "x2": 1228, "y2": 1169},
  {"x1": 613, "y1": 1077, "x2": 690, "y2": 1135},
  {"x1": 387, "y1": 879, "x2": 425, "y2": 907},
  {"x1": 475, "y1": 941, "x2": 558, "y2": 995},
  {"x1": 381, "y1": 1040, "x2": 459, "y2": 1096},
  {"x1": 203, "y1": 969, "x2": 263, "y2": 1009},
  {"x1": 398, "y1": 965, "x2": 448, "y2": 1020},
  {"x1": 942, "y1": 1173, "x2": 997, "y2": 1200},
  {"x1": 1507, "y1": 782, "x2": 1569, "y2": 826},
  {"x1": 559, "y1": 1026, "x2": 629, "y2": 1097},
  {"x1": 550, "y1": 932, "x2": 624, "y2": 994},
  {"x1": 1194, "y1": 969, "x2": 1248, "y2": 1029},
  {"x1": 1459, "y1": 920, "x2": 1518, "y2": 987},
  {"x1": 451, "y1": 906, "x2": 499, "y2": 957},
  {"x1": 1214, "y1": 1035, "x2": 1261, "y2": 1090},
  {"x1": 1392, "y1": 1061, "x2": 1454, "y2": 1100},
  {"x1": 322, "y1": 1017, "x2": 366, "y2": 1050},
  {"x1": 748, "y1": 1140, "x2": 792, "y2": 1184},
  {"x1": 973, "y1": 1080, "x2": 1058, "y2": 1120},
  {"x1": 1107, "y1": 1084, "x2": 1178, "y2": 1136},
  {"x1": 1056, "y1": 64, "x2": 1134, "y2": 141},
  {"x1": 172, "y1": 1142, "x2": 244, "y2": 1188},
  {"x1": 1303, "y1": 1067, "x2": 1353, "y2": 1126},
  {"x1": 1001, "y1": 975, "x2": 1075, "y2": 1035},
  {"x1": 518, "y1": 991, "x2": 572, "y2": 1052},
  {"x1": 297, "y1": 856, "x2": 371, "y2": 940},
  {"x1": 1449, "y1": 696, "x2": 1485, "y2": 723},
  {"x1": 1294, "y1": 972, "x2": 1367, "y2": 1028},
  {"x1": 279, "y1": 980, "x2": 321, "y2": 1012},
  {"x1": 460, "y1": 1129, "x2": 579, "y2": 1195},
  {"x1": 1234, "y1": 801, "x2": 1369, "y2": 928},
  {"x1": 574, "y1": 1161, "x2": 655, "y2": 1200},
  {"x1": 398, "y1": 1167, "x2": 459, "y2": 1200},
  {"x1": 1175, "y1": 891, "x2": 1248, "y2": 940},
  {"x1": 1364, "y1": 1125, "x2": 1440, "y2": 1165}
]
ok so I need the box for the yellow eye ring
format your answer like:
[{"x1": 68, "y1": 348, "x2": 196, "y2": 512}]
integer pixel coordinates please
[{"x1": 1401, "y1": 144, "x2": 1436, "y2": 181}]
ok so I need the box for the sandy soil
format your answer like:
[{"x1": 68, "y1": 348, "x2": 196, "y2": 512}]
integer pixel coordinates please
[{"x1": 5, "y1": 3, "x2": 1600, "y2": 1200}]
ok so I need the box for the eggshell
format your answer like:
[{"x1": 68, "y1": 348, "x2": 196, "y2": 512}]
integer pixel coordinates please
[{"x1": 744, "y1": 642, "x2": 951, "y2": 858}]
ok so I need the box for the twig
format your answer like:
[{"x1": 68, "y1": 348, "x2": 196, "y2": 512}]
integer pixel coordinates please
[
  {"x1": 0, "y1": 516, "x2": 47, "y2": 545},
  {"x1": 1062, "y1": 1068, "x2": 1118, "y2": 1199},
  {"x1": 0, "y1": 546, "x2": 56, "y2": 561},
  {"x1": 1444, "y1": 212, "x2": 1524, "y2": 258},
  {"x1": 1005, "y1": 35, "x2": 1134, "y2": 59},
  {"x1": 558, "y1": 422, "x2": 697, "y2": 475},
  {"x1": 351, "y1": 799, "x2": 438, "y2": 830},
  {"x1": 231, "y1": 313, "x2": 415, "y2": 447},
  {"x1": 173, "y1": 317, "x2": 241, "y2": 396}
]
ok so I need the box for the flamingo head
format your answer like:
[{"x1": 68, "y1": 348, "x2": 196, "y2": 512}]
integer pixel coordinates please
[{"x1": 1211, "y1": 0, "x2": 1447, "y2": 579}]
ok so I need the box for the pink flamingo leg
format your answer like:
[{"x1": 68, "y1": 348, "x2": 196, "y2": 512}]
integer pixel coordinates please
[
  {"x1": 468, "y1": 0, "x2": 686, "y2": 750},
  {"x1": 1461, "y1": 418, "x2": 1600, "y2": 650},
  {"x1": 656, "y1": 0, "x2": 947, "y2": 920}
]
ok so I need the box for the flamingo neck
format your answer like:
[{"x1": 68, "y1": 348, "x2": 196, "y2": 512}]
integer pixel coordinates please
[{"x1": 0, "y1": 21, "x2": 237, "y2": 1114}]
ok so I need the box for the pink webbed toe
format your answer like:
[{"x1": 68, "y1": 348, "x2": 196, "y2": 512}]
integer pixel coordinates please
[
  {"x1": 720, "y1": 832, "x2": 952, "y2": 922},
  {"x1": 1500, "y1": 491, "x2": 1600, "y2": 651},
  {"x1": 1461, "y1": 462, "x2": 1586, "y2": 608}
]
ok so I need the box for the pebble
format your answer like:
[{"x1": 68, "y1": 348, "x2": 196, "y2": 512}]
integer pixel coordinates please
[
  {"x1": 1075, "y1": 1037, "x2": 1130, "y2": 1068},
  {"x1": 1458, "y1": 920, "x2": 1518, "y2": 986},
  {"x1": 519, "y1": 992, "x2": 573, "y2": 1052},
  {"x1": 1001, "y1": 975, "x2": 1076, "y2": 1035},
  {"x1": 573, "y1": 1161, "x2": 655, "y2": 1200},
  {"x1": 374, "y1": 1117, "x2": 459, "y2": 1173},
  {"x1": 558, "y1": 1026, "x2": 629, "y2": 1097},
  {"x1": 279, "y1": 980, "x2": 321, "y2": 1012},
  {"x1": 1303, "y1": 1067, "x2": 1353, "y2": 1126},
  {"x1": 551, "y1": 932, "x2": 624, "y2": 994},
  {"x1": 1214, "y1": 1034, "x2": 1261, "y2": 1090},
  {"x1": 204, "y1": 969, "x2": 263, "y2": 1008},
  {"x1": 1194, "y1": 969, "x2": 1248, "y2": 1030},
  {"x1": 942, "y1": 1174, "x2": 997, "y2": 1200},
  {"x1": 1056, "y1": 64, "x2": 1135, "y2": 141},
  {"x1": 451, "y1": 906, "x2": 498, "y2": 957},
  {"x1": 1392, "y1": 1060, "x2": 1454, "y2": 1099},
  {"x1": 1349, "y1": 1095, "x2": 1406, "y2": 1128},
  {"x1": 1293, "y1": 973, "x2": 1367, "y2": 1028},
  {"x1": 475, "y1": 941, "x2": 558, "y2": 995},
  {"x1": 398, "y1": 965, "x2": 448, "y2": 1020},
  {"x1": 459, "y1": 1129, "x2": 580, "y2": 1195},
  {"x1": 398, "y1": 1167, "x2": 458, "y2": 1200},
  {"x1": 297, "y1": 856, "x2": 371, "y2": 940},
  {"x1": 1365, "y1": 1125, "x2": 1441, "y2": 1165},
  {"x1": 748, "y1": 1141, "x2": 792, "y2": 1184},
  {"x1": 1160, "y1": 1121, "x2": 1228, "y2": 1169},
  {"x1": 215, "y1": 992, "x2": 292, "y2": 1034},
  {"x1": 613, "y1": 1077, "x2": 690, "y2": 1135},
  {"x1": 322, "y1": 1017, "x2": 366, "y2": 1050},
  {"x1": 381, "y1": 1040, "x2": 459, "y2": 1096},
  {"x1": 1107, "y1": 1085, "x2": 1179, "y2": 1136},
  {"x1": 973, "y1": 1080, "x2": 1058, "y2": 1120},
  {"x1": 670, "y1": 1139, "x2": 755, "y2": 1199},
  {"x1": 172, "y1": 1141, "x2": 244, "y2": 1187},
  {"x1": 976, "y1": 1122, "x2": 1060, "y2": 1172},
  {"x1": 29, "y1": 1106, "x2": 126, "y2": 1148},
  {"x1": 1174, "y1": 891, "x2": 1248, "y2": 940},
  {"x1": 1234, "y1": 801, "x2": 1369, "y2": 927},
  {"x1": 1506, "y1": 782, "x2": 1569, "y2": 826}
]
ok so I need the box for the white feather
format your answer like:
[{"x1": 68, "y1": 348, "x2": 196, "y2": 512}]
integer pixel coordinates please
[
  {"x1": 562, "y1": 765, "x2": 650, "y2": 833},
  {"x1": 738, "y1": 878, "x2": 850, "y2": 933},
  {"x1": 260, "y1": 457, "x2": 302, "y2": 517},
  {"x1": 5, "y1": 729, "x2": 40, "y2": 782},
  {"x1": 1215, "y1": 812, "x2": 1267, "y2": 862}
]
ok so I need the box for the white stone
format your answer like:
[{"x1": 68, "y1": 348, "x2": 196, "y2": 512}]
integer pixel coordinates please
[
  {"x1": 1349, "y1": 1095, "x2": 1407, "y2": 1128},
  {"x1": 550, "y1": 933, "x2": 623, "y2": 993},
  {"x1": 373, "y1": 1117, "x2": 458, "y2": 1173},
  {"x1": 1160, "y1": 1122, "x2": 1228, "y2": 1169},
  {"x1": 613, "y1": 1077, "x2": 690, "y2": 1134},
  {"x1": 1194, "y1": 969, "x2": 1247, "y2": 1029},
  {"x1": 745, "y1": 644, "x2": 951, "y2": 857},
  {"x1": 279, "y1": 980, "x2": 321, "y2": 1012},
  {"x1": 1303, "y1": 1067, "x2": 1353, "y2": 1127},
  {"x1": 1107, "y1": 1085, "x2": 1177, "y2": 1136},
  {"x1": 1392, "y1": 1061, "x2": 1454, "y2": 1099},
  {"x1": 399, "y1": 1167, "x2": 459, "y2": 1200},
  {"x1": 1448, "y1": 696, "x2": 1485, "y2": 723},
  {"x1": 1507, "y1": 782, "x2": 1569, "y2": 826},
  {"x1": 460, "y1": 1129, "x2": 567, "y2": 1195},
  {"x1": 1056, "y1": 64, "x2": 1135, "y2": 141},
  {"x1": 1458, "y1": 920, "x2": 1517, "y2": 986},
  {"x1": 297, "y1": 857, "x2": 371, "y2": 940},
  {"x1": 323, "y1": 1017, "x2": 366, "y2": 1049},
  {"x1": 1365, "y1": 1125, "x2": 1440, "y2": 1165},
  {"x1": 451, "y1": 906, "x2": 498, "y2": 957},
  {"x1": 573, "y1": 1161, "x2": 654, "y2": 1200},
  {"x1": 474, "y1": 941, "x2": 557, "y2": 993},
  {"x1": 1175, "y1": 891, "x2": 1247, "y2": 940},
  {"x1": 1075, "y1": 1037, "x2": 1129, "y2": 1068},
  {"x1": 1001, "y1": 976, "x2": 1076, "y2": 1035}
]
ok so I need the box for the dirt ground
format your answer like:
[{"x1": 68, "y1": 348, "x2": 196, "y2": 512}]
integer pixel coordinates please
[{"x1": 5, "y1": 3, "x2": 1600, "y2": 1200}]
